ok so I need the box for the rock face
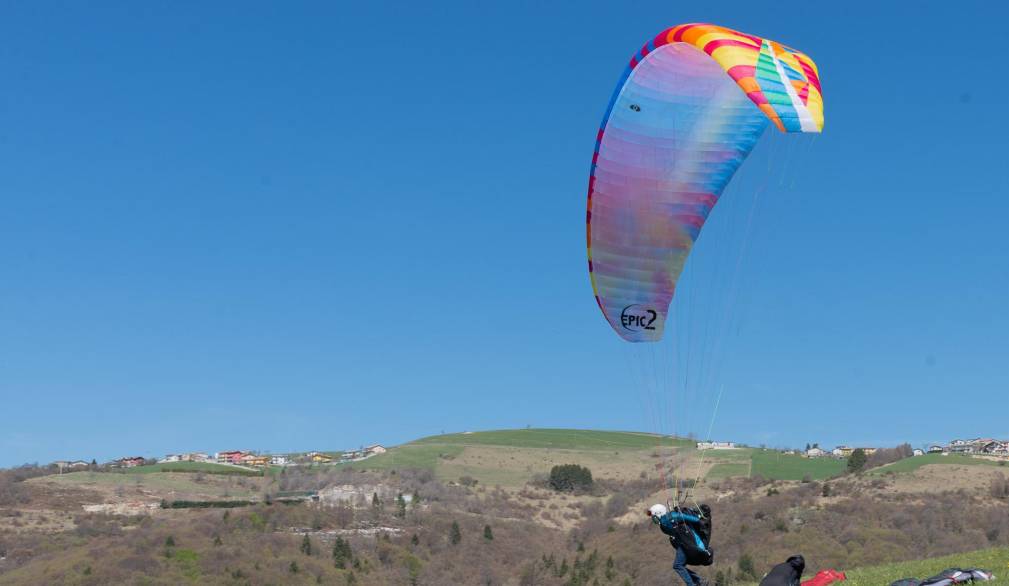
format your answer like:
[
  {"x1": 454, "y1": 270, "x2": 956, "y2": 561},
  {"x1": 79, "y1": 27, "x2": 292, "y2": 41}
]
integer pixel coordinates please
[{"x1": 317, "y1": 484, "x2": 412, "y2": 507}]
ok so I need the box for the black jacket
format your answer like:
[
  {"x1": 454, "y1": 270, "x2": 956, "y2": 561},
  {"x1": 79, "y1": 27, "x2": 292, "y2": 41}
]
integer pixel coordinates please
[{"x1": 759, "y1": 555, "x2": 805, "y2": 586}]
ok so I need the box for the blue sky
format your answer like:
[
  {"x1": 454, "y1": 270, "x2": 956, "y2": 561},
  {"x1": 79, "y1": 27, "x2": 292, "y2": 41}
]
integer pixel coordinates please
[{"x1": 1, "y1": 2, "x2": 1006, "y2": 466}]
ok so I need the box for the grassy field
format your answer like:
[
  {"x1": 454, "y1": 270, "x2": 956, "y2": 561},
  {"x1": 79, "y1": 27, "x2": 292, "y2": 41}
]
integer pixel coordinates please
[
  {"x1": 412, "y1": 428, "x2": 692, "y2": 450},
  {"x1": 870, "y1": 453, "x2": 1008, "y2": 475},
  {"x1": 700, "y1": 449, "x2": 846, "y2": 481},
  {"x1": 123, "y1": 461, "x2": 262, "y2": 476},
  {"x1": 749, "y1": 450, "x2": 846, "y2": 481},
  {"x1": 742, "y1": 547, "x2": 1009, "y2": 586}
]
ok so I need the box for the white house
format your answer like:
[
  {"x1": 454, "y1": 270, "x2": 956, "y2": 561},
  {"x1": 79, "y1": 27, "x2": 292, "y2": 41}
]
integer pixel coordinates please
[
  {"x1": 928, "y1": 445, "x2": 944, "y2": 454},
  {"x1": 271, "y1": 455, "x2": 289, "y2": 466},
  {"x1": 696, "y1": 441, "x2": 737, "y2": 450},
  {"x1": 159, "y1": 454, "x2": 181, "y2": 463},
  {"x1": 912, "y1": 449, "x2": 925, "y2": 457},
  {"x1": 365, "y1": 444, "x2": 387, "y2": 455},
  {"x1": 805, "y1": 447, "x2": 826, "y2": 458}
]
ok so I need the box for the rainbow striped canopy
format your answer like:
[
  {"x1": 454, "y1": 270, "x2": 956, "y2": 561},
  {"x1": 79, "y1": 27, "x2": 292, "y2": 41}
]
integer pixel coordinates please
[{"x1": 587, "y1": 23, "x2": 823, "y2": 342}]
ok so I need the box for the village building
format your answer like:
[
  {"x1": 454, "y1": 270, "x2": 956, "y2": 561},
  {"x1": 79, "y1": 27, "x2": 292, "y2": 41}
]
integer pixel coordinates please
[
  {"x1": 111, "y1": 456, "x2": 146, "y2": 468},
  {"x1": 216, "y1": 450, "x2": 246, "y2": 465},
  {"x1": 696, "y1": 441, "x2": 737, "y2": 450},
  {"x1": 805, "y1": 447, "x2": 827, "y2": 458}
]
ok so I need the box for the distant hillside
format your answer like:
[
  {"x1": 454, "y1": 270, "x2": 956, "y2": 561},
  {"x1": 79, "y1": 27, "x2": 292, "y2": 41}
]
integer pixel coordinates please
[
  {"x1": 412, "y1": 428, "x2": 693, "y2": 450},
  {"x1": 346, "y1": 428, "x2": 847, "y2": 486}
]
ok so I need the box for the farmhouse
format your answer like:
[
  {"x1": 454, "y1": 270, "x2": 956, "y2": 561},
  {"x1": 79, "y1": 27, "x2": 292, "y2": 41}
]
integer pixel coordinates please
[
  {"x1": 805, "y1": 447, "x2": 827, "y2": 458},
  {"x1": 111, "y1": 457, "x2": 145, "y2": 468},
  {"x1": 832, "y1": 446, "x2": 877, "y2": 458},
  {"x1": 696, "y1": 441, "x2": 737, "y2": 450},
  {"x1": 216, "y1": 450, "x2": 246, "y2": 465},
  {"x1": 242, "y1": 454, "x2": 270, "y2": 467},
  {"x1": 270, "y1": 455, "x2": 289, "y2": 466}
]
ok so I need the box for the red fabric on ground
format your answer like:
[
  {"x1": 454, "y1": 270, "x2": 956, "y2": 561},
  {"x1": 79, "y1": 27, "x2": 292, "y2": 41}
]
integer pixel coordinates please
[{"x1": 801, "y1": 569, "x2": 847, "y2": 586}]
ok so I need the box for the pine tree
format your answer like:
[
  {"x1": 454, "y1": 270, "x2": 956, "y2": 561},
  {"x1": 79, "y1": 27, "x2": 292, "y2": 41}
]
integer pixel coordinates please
[
  {"x1": 333, "y1": 537, "x2": 353, "y2": 569},
  {"x1": 450, "y1": 521, "x2": 462, "y2": 545},
  {"x1": 847, "y1": 448, "x2": 868, "y2": 473},
  {"x1": 301, "y1": 534, "x2": 313, "y2": 556},
  {"x1": 483, "y1": 524, "x2": 493, "y2": 540},
  {"x1": 396, "y1": 493, "x2": 407, "y2": 518}
]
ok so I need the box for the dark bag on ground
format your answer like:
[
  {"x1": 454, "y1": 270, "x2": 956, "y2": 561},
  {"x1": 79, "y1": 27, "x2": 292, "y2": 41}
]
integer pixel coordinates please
[
  {"x1": 759, "y1": 555, "x2": 805, "y2": 586},
  {"x1": 889, "y1": 567, "x2": 995, "y2": 586}
]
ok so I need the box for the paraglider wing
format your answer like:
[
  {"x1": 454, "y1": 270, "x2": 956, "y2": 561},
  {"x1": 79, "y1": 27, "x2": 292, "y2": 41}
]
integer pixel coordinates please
[{"x1": 587, "y1": 23, "x2": 823, "y2": 342}]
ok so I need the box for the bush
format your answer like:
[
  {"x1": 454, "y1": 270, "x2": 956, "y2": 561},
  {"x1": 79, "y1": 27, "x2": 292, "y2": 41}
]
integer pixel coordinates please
[
  {"x1": 847, "y1": 449, "x2": 868, "y2": 473},
  {"x1": 548, "y1": 464, "x2": 593, "y2": 492}
]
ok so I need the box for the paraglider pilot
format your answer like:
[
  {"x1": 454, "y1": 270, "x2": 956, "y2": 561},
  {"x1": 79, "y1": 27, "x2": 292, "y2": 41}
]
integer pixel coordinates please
[{"x1": 647, "y1": 503, "x2": 713, "y2": 586}]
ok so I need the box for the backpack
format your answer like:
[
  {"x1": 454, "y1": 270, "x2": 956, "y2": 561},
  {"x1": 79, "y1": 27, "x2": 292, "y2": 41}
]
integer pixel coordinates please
[{"x1": 666, "y1": 508, "x2": 713, "y2": 566}]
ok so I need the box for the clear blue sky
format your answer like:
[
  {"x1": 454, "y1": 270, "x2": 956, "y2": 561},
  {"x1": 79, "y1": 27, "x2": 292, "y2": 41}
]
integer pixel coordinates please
[{"x1": 1, "y1": 2, "x2": 1006, "y2": 466}]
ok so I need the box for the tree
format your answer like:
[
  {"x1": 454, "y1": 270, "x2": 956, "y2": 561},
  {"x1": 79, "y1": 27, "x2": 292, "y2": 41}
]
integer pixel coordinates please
[
  {"x1": 847, "y1": 448, "x2": 868, "y2": 473},
  {"x1": 165, "y1": 535, "x2": 175, "y2": 547},
  {"x1": 301, "y1": 534, "x2": 313, "y2": 556},
  {"x1": 548, "y1": 464, "x2": 594, "y2": 492},
  {"x1": 333, "y1": 537, "x2": 353, "y2": 569},
  {"x1": 396, "y1": 493, "x2": 407, "y2": 518},
  {"x1": 289, "y1": 561, "x2": 299, "y2": 574},
  {"x1": 483, "y1": 524, "x2": 493, "y2": 541},
  {"x1": 372, "y1": 492, "x2": 381, "y2": 510},
  {"x1": 450, "y1": 521, "x2": 462, "y2": 545}
]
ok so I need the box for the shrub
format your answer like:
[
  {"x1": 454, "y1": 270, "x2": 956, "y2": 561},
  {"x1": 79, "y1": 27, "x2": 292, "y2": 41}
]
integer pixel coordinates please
[
  {"x1": 548, "y1": 465, "x2": 593, "y2": 492},
  {"x1": 847, "y1": 449, "x2": 868, "y2": 473}
]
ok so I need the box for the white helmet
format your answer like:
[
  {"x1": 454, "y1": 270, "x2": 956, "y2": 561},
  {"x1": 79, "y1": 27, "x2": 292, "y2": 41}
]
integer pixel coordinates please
[{"x1": 648, "y1": 503, "x2": 668, "y2": 518}]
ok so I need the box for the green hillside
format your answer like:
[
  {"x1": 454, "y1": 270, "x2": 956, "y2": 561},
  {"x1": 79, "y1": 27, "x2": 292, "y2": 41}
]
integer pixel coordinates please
[
  {"x1": 870, "y1": 453, "x2": 1007, "y2": 475},
  {"x1": 412, "y1": 428, "x2": 692, "y2": 450},
  {"x1": 347, "y1": 429, "x2": 852, "y2": 485},
  {"x1": 125, "y1": 461, "x2": 261, "y2": 476}
]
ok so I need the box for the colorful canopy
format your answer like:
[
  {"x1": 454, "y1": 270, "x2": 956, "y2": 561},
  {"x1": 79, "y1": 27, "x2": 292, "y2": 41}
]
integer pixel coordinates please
[{"x1": 587, "y1": 23, "x2": 823, "y2": 342}]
